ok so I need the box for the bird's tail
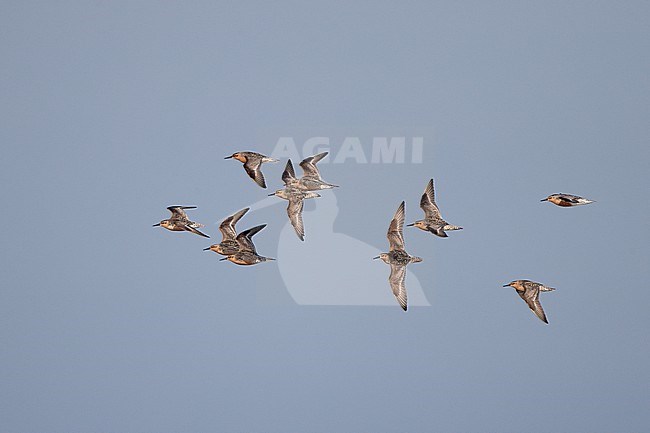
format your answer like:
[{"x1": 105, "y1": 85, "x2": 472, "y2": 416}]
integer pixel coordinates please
[{"x1": 444, "y1": 224, "x2": 463, "y2": 231}]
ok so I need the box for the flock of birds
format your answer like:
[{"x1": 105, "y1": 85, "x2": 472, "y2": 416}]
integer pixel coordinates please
[{"x1": 154, "y1": 150, "x2": 595, "y2": 321}]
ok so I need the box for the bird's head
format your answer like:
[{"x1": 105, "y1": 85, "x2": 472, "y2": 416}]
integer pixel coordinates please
[
  {"x1": 407, "y1": 220, "x2": 426, "y2": 230},
  {"x1": 269, "y1": 189, "x2": 287, "y2": 199},
  {"x1": 225, "y1": 152, "x2": 246, "y2": 163},
  {"x1": 373, "y1": 253, "x2": 390, "y2": 264},
  {"x1": 503, "y1": 280, "x2": 524, "y2": 291},
  {"x1": 154, "y1": 219, "x2": 171, "y2": 229}
]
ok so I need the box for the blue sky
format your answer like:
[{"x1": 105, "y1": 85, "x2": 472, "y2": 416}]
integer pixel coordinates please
[{"x1": 1, "y1": 1, "x2": 649, "y2": 432}]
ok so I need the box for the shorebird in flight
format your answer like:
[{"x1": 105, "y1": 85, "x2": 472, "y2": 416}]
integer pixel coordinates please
[
  {"x1": 153, "y1": 206, "x2": 209, "y2": 238},
  {"x1": 220, "y1": 224, "x2": 275, "y2": 266},
  {"x1": 204, "y1": 207, "x2": 250, "y2": 256},
  {"x1": 374, "y1": 201, "x2": 422, "y2": 311},
  {"x1": 224, "y1": 151, "x2": 278, "y2": 188},
  {"x1": 269, "y1": 160, "x2": 320, "y2": 241},
  {"x1": 503, "y1": 280, "x2": 556, "y2": 324},
  {"x1": 541, "y1": 193, "x2": 594, "y2": 207},
  {"x1": 408, "y1": 179, "x2": 462, "y2": 238}
]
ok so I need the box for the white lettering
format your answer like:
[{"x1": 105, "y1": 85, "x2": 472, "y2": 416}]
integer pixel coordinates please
[
  {"x1": 333, "y1": 137, "x2": 368, "y2": 164},
  {"x1": 371, "y1": 137, "x2": 406, "y2": 163}
]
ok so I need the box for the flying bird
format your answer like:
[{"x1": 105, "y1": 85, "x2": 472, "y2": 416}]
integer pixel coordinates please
[
  {"x1": 224, "y1": 151, "x2": 278, "y2": 188},
  {"x1": 220, "y1": 224, "x2": 275, "y2": 265},
  {"x1": 204, "y1": 207, "x2": 250, "y2": 255},
  {"x1": 153, "y1": 206, "x2": 209, "y2": 238},
  {"x1": 269, "y1": 160, "x2": 320, "y2": 241},
  {"x1": 541, "y1": 193, "x2": 594, "y2": 207},
  {"x1": 374, "y1": 201, "x2": 423, "y2": 311},
  {"x1": 503, "y1": 280, "x2": 556, "y2": 324},
  {"x1": 408, "y1": 179, "x2": 462, "y2": 238}
]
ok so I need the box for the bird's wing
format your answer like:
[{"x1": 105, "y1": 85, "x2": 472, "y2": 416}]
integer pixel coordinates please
[
  {"x1": 167, "y1": 206, "x2": 194, "y2": 221},
  {"x1": 387, "y1": 201, "x2": 406, "y2": 251},
  {"x1": 243, "y1": 159, "x2": 267, "y2": 188},
  {"x1": 236, "y1": 224, "x2": 266, "y2": 253},
  {"x1": 558, "y1": 194, "x2": 581, "y2": 204},
  {"x1": 282, "y1": 160, "x2": 297, "y2": 185},
  {"x1": 309, "y1": 151, "x2": 329, "y2": 164},
  {"x1": 183, "y1": 224, "x2": 210, "y2": 238},
  {"x1": 518, "y1": 287, "x2": 548, "y2": 324},
  {"x1": 299, "y1": 152, "x2": 328, "y2": 179},
  {"x1": 219, "y1": 208, "x2": 249, "y2": 241},
  {"x1": 420, "y1": 179, "x2": 442, "y2": 219},
  {"x1": 287, "y1": 198, "x2": 305, "y2": 241},
  {"x1": 389, "y1": 264, "x2": 408, "y2": 311}
]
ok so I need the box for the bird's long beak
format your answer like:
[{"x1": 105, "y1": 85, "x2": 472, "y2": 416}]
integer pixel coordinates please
[
  {"x1": 502, "y1": 284, "x2": 511, "y2": 287},
  {"x1": 203, "y1": 247, "x2": 211, "y2": 251},
  {"x1": 224, "y1": 155, "x2": 233, "y2": 159},
  {"x1": 152, "y1": 223, "x2": 160, "y2": 227},
  {"x1": 268, "y1": 193, "x2": 275, "y2": 196},
  {"x1": 372, "y1": 256, "x2": 380, "y2": 260},
  {"x1": 540, "y1": 198, "x2": 548, "y2": 202},
  {"x1": 406, "y1": 223, "x2": 415, "y2": 227},
  {"x1": 219, "y1": 257, "x2": 228, "y2": 261}
]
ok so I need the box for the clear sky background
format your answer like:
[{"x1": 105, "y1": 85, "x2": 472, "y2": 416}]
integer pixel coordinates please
[{"x1": 1, "y1": 1, "x2": 649, "y2": 432}]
